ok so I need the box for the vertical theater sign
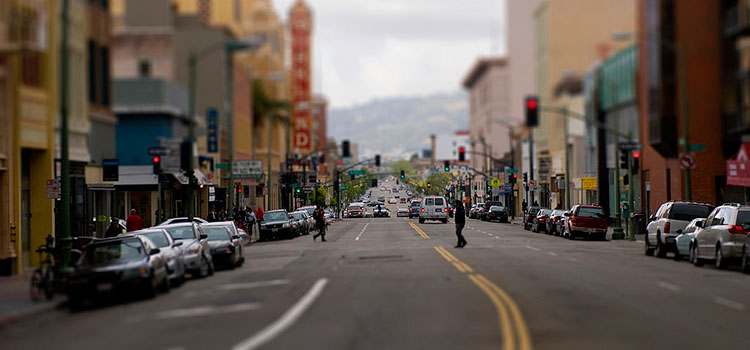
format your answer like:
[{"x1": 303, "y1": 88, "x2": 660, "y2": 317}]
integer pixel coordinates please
[{"x1": 290, "y1": 0, "x2": 313, "y2": 154}]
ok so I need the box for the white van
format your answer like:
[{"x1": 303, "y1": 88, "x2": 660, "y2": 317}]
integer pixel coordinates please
[{"x1": 419, "y1": 196, "x2": 448, "y2": 224}]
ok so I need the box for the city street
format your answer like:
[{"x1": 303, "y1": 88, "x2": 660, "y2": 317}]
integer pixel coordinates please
[{"x1": 2, "y1": 188, "x2": 748, "y2": 350}]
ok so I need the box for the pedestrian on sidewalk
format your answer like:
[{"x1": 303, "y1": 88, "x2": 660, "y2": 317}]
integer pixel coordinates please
[
  {"x1": 247, "y1": 207, "x2": 256, "y2": 235},
  {"x1": 126, "y1": 209, "x2": 143, "y2": 232},
  {"x1": 453, "y1": 200, "x2": 467, "y2": 248},
  {"x1": 208, "y1": 206, "x2": 218, "y2": 222},
  {"x1": 105, "y1": 219, "x2": 122, "y2": 237},
  {"x1": 256, "y1": 206, "x2": 264, "y2": 222},
  {"x1": 218, "y1": 208, "x2": 227, "y2": 221},
  {"x1": 312, "y1": 205, "x2": 327, "y2": 242}
]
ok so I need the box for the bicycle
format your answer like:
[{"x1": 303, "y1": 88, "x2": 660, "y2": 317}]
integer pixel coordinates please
[{"x1": 30, "y1": 235, "x2": 55, "y2": 301}]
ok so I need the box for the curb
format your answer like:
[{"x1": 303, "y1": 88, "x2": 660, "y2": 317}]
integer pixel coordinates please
[{"x1": 0, "y1": 298, "x2": 63, "y2": 329}]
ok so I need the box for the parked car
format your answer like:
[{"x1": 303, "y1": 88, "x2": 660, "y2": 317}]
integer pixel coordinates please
[
  {"x1": 691, "y1": 204, "x2": 749, "y2": 269},
  {"x1": 419, "y1": 196, "x2": 448, "y2": 224},
  {"x1": 133, "y1": 228, "x2": 186, "y2": 286},
  {"x1": 324, "y1": 209, "x2": 333, "y2": 221},
  {"x1": 481, "y1": 202, "x2": 504, "y2": 221},
  {"x1": 290, "y1": 211, "x2": 312, "y2": 235},
  {"x1": 162, "y1": 223, "x2": 214, "y2": 278},
  {"x1": 646, "y1": 201, "x2": 714, "y2": 258},
  {"x1": 487, "y1": 206, "x2": 509, "y2": 223},
  {"x1": 397, "y1": 208, "x2": 410, "y2": 217},
  {"x1": 157, "y1": 217, "x2": 208, "y2": 226},
  {"x1": 202, "y1": 226, "x2": 243, "y2": 269},
  {"x1": 202, "y1": 221, "x2": 246, "y2": 260},
  {"x1": 67, "y1": 235, "x2": 170, "y2": 307},
  {"x1": 563, "y1": 205, "x2": 608, "y2": 240},
  {"x1": 547, "y1": 209, "x2": 567, "y2": 235},
  {"x1": 259, "y1": 210, "x2": 295, "y2": 240},
  {"x1": 373, "y1": 206, "x2": 390, "y2": 218},
  {"x1": 674, "y1": 218, "x2": 706, "y2": 261},
  {"x1": 532, "y1": 209, "x2": 552, "y2": 233},
  {"x1": 409, "y1": 200, "x2": 421, "y2": 218},
  {"x1": 523, "y1": 207, "x2": 541, "y2": 230}
]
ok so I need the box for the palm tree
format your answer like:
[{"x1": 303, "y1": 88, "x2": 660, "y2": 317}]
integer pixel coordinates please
[{"x1": 252, "y1": 78, "x2": 290, "y2": 210}]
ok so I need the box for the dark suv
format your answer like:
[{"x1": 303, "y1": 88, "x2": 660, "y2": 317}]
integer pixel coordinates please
[
  {"x1": 481, "y1": 201, "x2": 504, "y2": 221},
  {"x1": 523, "y1": 207, "x2": 541, "y2": 230}
]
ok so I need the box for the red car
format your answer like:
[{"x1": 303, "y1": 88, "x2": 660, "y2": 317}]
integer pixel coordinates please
[{"x1": 563, "y1": 205, "x2": 608, "y2": 240}]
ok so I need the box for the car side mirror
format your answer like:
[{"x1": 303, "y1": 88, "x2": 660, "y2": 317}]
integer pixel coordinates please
[
  {"x1": 649, "y1": 215, "x2": 656, "y2": 222},
  {"x1": 172, "y1": 241, "x2": 183, "y2": 247},
  {"x1": 695, "y1": 221, "x2": 703, "y2": 228},
  {"x1": 199, "y1": 234, "x2": 208, "y2": 240},
  {"x1": 149, "y1": 248, "x2": 161, "y2": 255},
  {"x1": 232, "y1": 235, "x2": 240, "y2": 240},
  {"x1": 564, "y1": 212, "x2": 570, "y2": 216}
]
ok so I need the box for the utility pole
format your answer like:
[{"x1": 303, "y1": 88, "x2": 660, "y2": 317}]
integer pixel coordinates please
[
  {"x1": 627, "y1": 131, "x2": 635, "y2": 241},
  {"x1": 266, "y1": 115, "x2": 273, "y2": 210},
  {"x1": 563, "y1": 107, "x2": 571, "y2": 210},
  {"x1": 677, "y1": 46, "x2": 691, "y2": 201},
  {"x1": 612, "y1": 112, "x2": 625, "y2": 240},
  {"x1": 529, "y1": 130, "x2": 535, "y2": 205},
  {"x1": 58, "y1": 0, "x2": 72, "y2": 278},
  {"x1": 225, "y1": 50, "x2": 235, "y2": 220},
  {"x1": 187, "y1": 53, "x2": 197, "y2": 221}
]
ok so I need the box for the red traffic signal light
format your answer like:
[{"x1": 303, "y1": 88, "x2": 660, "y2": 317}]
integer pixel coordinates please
[
  {"x1": 633, "y1": 151, "x2": 640, "y2": 159},
  {"x1": 152, "y1": 156, "x2": 162, "y2": 174},
  {"x1": 526, "y1": 98, "x2": 538, "y2": 110},
  {"x1": 153, "y1": 156, "x2": 160, "y2": 163},
  {"x1": 525, "y1": 96, "x2": 539, "y2": 127},
  {"x1": 458, "y1": 146, "x2": 466, "y2": 161}
]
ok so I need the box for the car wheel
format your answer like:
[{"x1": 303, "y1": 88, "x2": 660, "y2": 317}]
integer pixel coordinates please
[
  {"x1": 655, "y1": 233, "x2": 667, "y2": 258},
  {"x1": 199, "y1": 256, "x2": 210, "y2": 278},
  {"x1": 715, "y1": 244, "x2": 726, "y2": 269},
  {"x1": 144, "y1": 276, "x2": 158, "y2": 299},
  {"x1": 674, "y1": 247, "x2": 683, "y2": 261},
  {"x1": 442, "y1": 219, "x2": 448, "y2": 224},
  {"x1": 644, "y1": 235, "x2": 655, "y2": 256},
  {"x1": 419, "y1": 218, "x2": 425, "y2": 224},
  {"x1": 690, "y1": 244, "x2": 704, "y2": 266}
]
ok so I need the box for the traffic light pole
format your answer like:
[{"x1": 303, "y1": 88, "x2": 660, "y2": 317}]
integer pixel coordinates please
[
  {"x1": 58, "y1": 0, "x2": 73, "y2": 280},
  {"x1": 627, "y1": 131, "x2": 635, "y2": 241},
  {"x1": 563, "y1": 107, "x2": 571, "y2": 210},
  {"x1": 611, "y1": 113, "x2": 625, "y2": 240}
]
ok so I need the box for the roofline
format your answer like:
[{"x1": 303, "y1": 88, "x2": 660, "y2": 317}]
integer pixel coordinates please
[{"x1": 462, "y1": 57, "x2": 507, "y2": 89}]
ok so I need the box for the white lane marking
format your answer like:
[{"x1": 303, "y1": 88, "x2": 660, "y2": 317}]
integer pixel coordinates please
[
  {"x1": 656, "y1": 281, "x2": 681, "y2": 292},
  {"x1": 217, "y1": 279, "x2": 291, "y2": 291},
  {"x1": 525, "y1": 245, "x2": 541, "y2": 252},
  {"x1": 713, "y1": 297, "x2": 746, "y2": 311},
  {"x1": 547, "y1": 252, "x2": 558, "y2": 256},
  {"x1": 232, "y1": 278, "x2": 329, "y2": 350},
  {"x1": 156, "y1": 302, "x2": 261, "y2": 319},
  {"x1": 567, "y1": 257, "x2": 578, "y2": 262},
  {"x1": 355, "y1": 223, "x2": 371, "y2": 241}
]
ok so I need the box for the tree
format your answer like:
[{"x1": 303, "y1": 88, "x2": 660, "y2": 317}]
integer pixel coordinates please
[{"x1": 311, "y1": 187, "x2": 328, "y2": 207}]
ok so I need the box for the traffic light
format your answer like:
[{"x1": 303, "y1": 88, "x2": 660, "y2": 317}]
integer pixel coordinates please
[
  {"x1": 180, "y1": 140, "x2": 191, "y2": 171},
  {"x1": 474, "y1": 185, "x2": 477, "y2": 193},
  {"x1": 525, "y1": 96, "x2": 539, "y2": 127},
  {"x1": 396, "y1": 179, "x2": 399, "y2": 185},
  {"x1": 427, "y1": 182, "x2": 432, "y2": 188},
  {"x1": 342, "y1": 140, "x2": 351, "y2": 158},
  {"x1": 444, "y1": 160, "x2": 450, "y2": 172},
  {"x1": 512, "y1": 173, "x2": 518, "y2": 184},
  {"x1": 632, "y1": 151, "x2": 640, "y2": 174},
  {"x1": 623, "y1": 174, "x2": 629, "y2": 186},
  {"x1": 487, "y1": 184, "x2": 491, "y2": 190},
  {"x1": 523, "y1": 172, "x2": 528, "y2": 183},
  {"x1": 375, "y1": 154, "x2": 381, "y2": 167},
  {"x1": 458, "y1": 146, "x2": 466, "y2": 161},
  {"x1": 400, "y1": 170, "x2": 405, "y2": 179},
  {"x1": 152, "y1": 156, "x2": 162, "y2": 174},
  {"x1": 619, "y1": 149, "x2": 628, "y2": 169},
  {"x1": 371, "y1": 178, "x2": 378, "y2": 187},
  {"x1": 296, "y1": 188, "x2": 301, "y2": 193},
  {"x1": 237, "y1": 185, "x2": 242, "y2": 194}
]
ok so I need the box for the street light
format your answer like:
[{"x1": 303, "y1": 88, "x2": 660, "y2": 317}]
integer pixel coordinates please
[{"x1": 187, "y1": 37, "x2": 264, "y2": 221}]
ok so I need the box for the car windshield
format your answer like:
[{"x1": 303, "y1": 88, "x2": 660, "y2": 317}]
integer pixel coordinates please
[
  {"x1": 539, "y1": 209, "x2": 552, "y2": 216},
  {"x1": 302, "y1": 207, "x2": 315, "y2": 215},
  {"x1": 164, "y1": 226, "x2": 196, "y2": 240},
  {"x1": 669, "y1": 203, "x2": 713, "y2": 221},
  {"x1": 139, "y1": 231, "x2": 170, "y2": 248},
  {"x1": 577, "y1": 207, "x2": 605, "y2": 218},
  {"x1": 292, "y1": 212, "x2": 305, "y2": 220},
  {"x1": 264, "y1": 212, "x2": 288, "y2": 222},
  {"x1": 528, "y1": 208, "x2": 540, "y2": 215},
  {"x1": 80, "y1": 239, "x2": 145, "y2": 266},
  {"x1": 348, "y1": 206, "x2": 361, "y2": 211},
  {"x1": 203, "y1": 227, "x2": 230, "y2": 241},
  {"x1": 411, "y1": 202, "x2": 420, "y2": 207}
]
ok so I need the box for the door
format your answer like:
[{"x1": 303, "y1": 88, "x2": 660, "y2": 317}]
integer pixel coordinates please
[{"x1": 20, "y1": 151, "x2": 31, "y2": 267}]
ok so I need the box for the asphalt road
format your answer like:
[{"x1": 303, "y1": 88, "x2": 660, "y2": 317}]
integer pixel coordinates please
[{"x1": 2, "y1": 188, "x2": 749, "y2": 350}]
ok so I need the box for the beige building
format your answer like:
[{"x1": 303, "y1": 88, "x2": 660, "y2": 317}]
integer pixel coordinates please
[
  {"x1": 462, "y1": 57, "x2": 510, "y2": 200},
  {"x1": 533, "y1": 0, "x2": 635, "y2": 207}
]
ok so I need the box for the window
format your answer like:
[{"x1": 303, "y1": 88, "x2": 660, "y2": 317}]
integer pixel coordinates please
[
  {"x1": 424, "y1": 198, "x2": 434, "y2": 206},
  {"x1": 434, "y1": 198, "x2": 444, "y2": 206},
  {"x1": 138, "y1": 59, "x2": 151, "y2": 77},
  {"x1": 88, "y1": 40, "x2": 96, "y2": 103},
  {"x1": 101, "y1": 46, "x2": 110, "y2": 106}
]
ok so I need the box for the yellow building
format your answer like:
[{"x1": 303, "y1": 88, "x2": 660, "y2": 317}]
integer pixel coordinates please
[{"x1": 0, "y1": 0, "x2": 58, "y2": 274}]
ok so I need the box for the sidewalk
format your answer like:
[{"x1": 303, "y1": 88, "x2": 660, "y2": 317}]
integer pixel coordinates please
[{"x1": 0, "y1": 272, "x2": 63, "y2": 328}]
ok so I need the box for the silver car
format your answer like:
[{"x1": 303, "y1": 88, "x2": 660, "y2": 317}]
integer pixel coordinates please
[
  {"x1": 133, "y1": 228, "x2": 186, "y2": 285},
  {"x1": 674, "y1": 218, "x2": 705, "y2": 261},
  {"x1": 202, "y1": 221, "x2": 246, "y2": 258},
  {"x1": 158, "y1": 217, "x2": 208, "y2": 226},
  {"x1": 419, "y1": 196, "x2": 448, "y2": 224},
  {"x1": 691, "y1": 204, "x2": 749, "y2": 269},
  {"x1": 161, "y1": 223, "x2": 214, "y2": 278},
  {"x1": 290, "y1": 211, "x2": 311, "y2": 235}
]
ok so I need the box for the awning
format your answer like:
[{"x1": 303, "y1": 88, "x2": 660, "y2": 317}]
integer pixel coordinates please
[{"x1": 114, "y1": 166, "x2": 158, "y2": 186}]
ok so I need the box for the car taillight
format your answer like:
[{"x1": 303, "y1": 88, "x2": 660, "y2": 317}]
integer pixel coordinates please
[
  {"x1": 664, "y1": 222, "x2": 670, "y2": 234},
  {"x1": 728, "y1": 225, "x2": 746, "y2": 234},
  {"x1": 421, "y1": 208, "x2": 425, "y2": 213},
  {"x1": 444, "y1": 208, "x2": 448, "y2": 212}
]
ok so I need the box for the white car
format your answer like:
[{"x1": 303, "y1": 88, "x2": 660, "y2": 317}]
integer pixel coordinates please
[
  {"x1": 388, "y1": 198, "x2": 397, "y2": 204},
  {"x1": 418, "y1": 196, "x2": 448, "y2": 224},
  {"x1": 645, "y1": 201, "x2": 714, "y2": 258}
]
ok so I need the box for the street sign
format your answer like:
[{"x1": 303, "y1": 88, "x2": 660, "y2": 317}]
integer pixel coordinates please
[
  {"x1": 46, "y1": 179, "x2": 60, "y2": 199},
  {"x1": 529, "y1": 180, "x2": 537, "y2": 187},
  {"x1": 147, "y1": 146, "x2": 172, "y2": 156},
  {"x1": 689, "y1": 143, "x2": 706, "y2": 152},
  {"x1": 618, "y1": 142, "x2": 641, "y2": 151},
  {"x1": 491, "y1": 177, "x2": 501, "y2": 188},
  {"x1": 339, "y1": 186, "x2": 349, "y2": 190},
  {"x1": 727, "y1": 142, "x2": 750, "y2": 186},
  {"x1": 233, "y1": 160, "x2": 264, "y2": 179},
  {"x1": 348, "y1": 170, "x2": 366, "y2": 176},
  {"x1": 533, "y1": 185, "x2": 542, "y2": 191},
  {"x1": 505, "y1": 168, "x2": 518, "y2": 174},
  {"x1": 679, "y1": 152, "x2": 696, "y2": 170},
  {"x1": 582, "y1": 177, "x2": 597, "y2": 190},
  {"x1": 215, "y1": 163, "x2": 228, "y2": 169}
]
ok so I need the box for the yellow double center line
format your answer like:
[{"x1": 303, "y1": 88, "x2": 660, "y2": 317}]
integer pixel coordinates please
[
  {"x1": 408, "y1": 222, "x2": 430, "y2": 239},
  {"x1": 433, "y1": 246, "x2": 532, "y2": 350}
]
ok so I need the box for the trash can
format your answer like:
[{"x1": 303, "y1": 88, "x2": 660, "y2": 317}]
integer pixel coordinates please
[{"x1": 631, "y1": 213, "x2": 647, "y2": 235}]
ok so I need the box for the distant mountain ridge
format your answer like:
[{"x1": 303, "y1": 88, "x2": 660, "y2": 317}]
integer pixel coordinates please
[{"x1": 328, "y1": 92, "x2": 469, "y2": 160}]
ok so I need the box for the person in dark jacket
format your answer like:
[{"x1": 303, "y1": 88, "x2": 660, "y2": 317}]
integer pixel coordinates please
[
  {"x1": 104, "y1": 220, "x2": 122, "y2": 238},
  {"x1": 453, "y1": 200, "x2": 467, "y2": 248}
]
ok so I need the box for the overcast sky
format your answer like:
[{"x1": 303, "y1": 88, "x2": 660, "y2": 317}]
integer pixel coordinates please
[{"x1": 274, "y1": 0, "x2": 507, "y2": 108}]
